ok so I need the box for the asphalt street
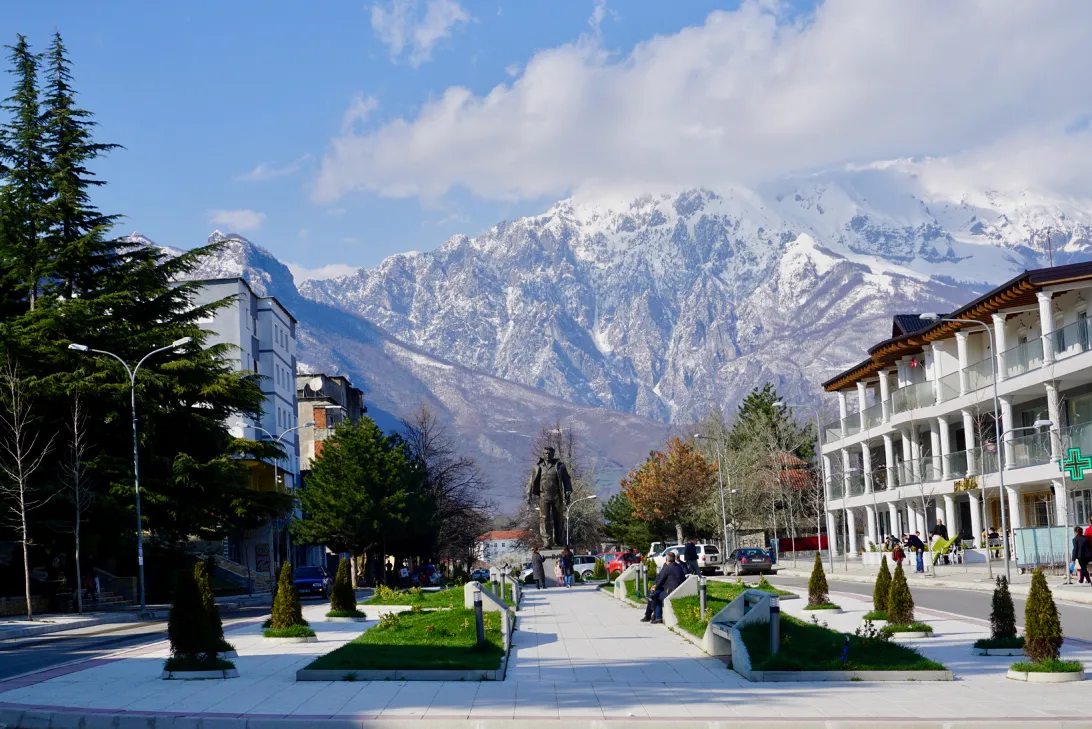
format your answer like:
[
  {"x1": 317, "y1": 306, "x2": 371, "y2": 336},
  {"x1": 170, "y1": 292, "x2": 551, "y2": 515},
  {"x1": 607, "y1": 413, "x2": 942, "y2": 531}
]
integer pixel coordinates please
[{"x1": 772, "y1": 575, "x2": 1092, "y2": 644}]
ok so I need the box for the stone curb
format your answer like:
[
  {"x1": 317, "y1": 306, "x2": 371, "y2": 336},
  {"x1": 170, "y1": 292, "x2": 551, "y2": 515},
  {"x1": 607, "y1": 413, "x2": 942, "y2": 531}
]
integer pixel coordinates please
[
  {"x1": 886, "y1": 631, "x2": 932, "y2": 639},
  {"x1": 738, "y1": 668, "x2": 955, "y2": 682},
  {"x1": 322, "y1": 616, "x2": 368, "y2": 623},
  {"x1": 1007, "y1": 668, "x2": 1085, "y2": 682},
  {"x1": 0, "y1": 613, "x2": 153, "y2": 641},
  {"x1": 296, "y1": 662, "x2": 503, "y2": 681},
  {"x1": 973, "y1": 647, "x2": 1025, "y2": 656},
  {"x1": 802, "y1": 606, "x2": 844, "y2": 614},
  {"x1": 261, "y1": 635, "x2": 318, "y2": 643},
  {"x1": 158, "y1": 668, "x2": 240, "y2": 680}
]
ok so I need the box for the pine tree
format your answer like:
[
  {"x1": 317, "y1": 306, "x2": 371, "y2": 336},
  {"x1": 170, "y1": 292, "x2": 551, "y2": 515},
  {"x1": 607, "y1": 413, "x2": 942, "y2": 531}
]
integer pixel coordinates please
[
  {"x1": 194, "y1": 559, "x2": 224, "y2": 652},
  {"x1": 592, "y1": 558, "x2": 607, "y2": 579},
  {"x1": 271, "y1": 562, "x2": 305, "y2": 629},
  {"x1": 330, "y1": 556, "x2": 357, "y2": 613},
  {"x1": 1024, "y1": 569, "x2": 1063, "y2": 663},
  {"x1": 645, "y1": 557, "x2": 657, "y2": 583},
  {"x1": 873, "y1": 555, "x2": 891, "y2": 613},
  {"x1": 167, "y1": 569, "x2": 204, "y2": 657},
  {"x1": 989, "y1": 576, "x2": 1017, "y2": 641},
  {"x1": 807, "y1": 551, "x2": 829, "y2": 606},
  {"x1": 886, "y1": 561, "x2": 915, "y2": 625}
]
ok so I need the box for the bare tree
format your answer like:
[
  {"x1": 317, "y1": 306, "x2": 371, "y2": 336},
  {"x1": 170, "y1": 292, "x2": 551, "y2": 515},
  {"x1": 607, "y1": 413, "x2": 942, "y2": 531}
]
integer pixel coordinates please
[
  {"x1": 60, "y1": 394, "x2": 94, "y2": 614},
  {"x1": 0, "y1": 358, "x2": 56, "y2": 620}
]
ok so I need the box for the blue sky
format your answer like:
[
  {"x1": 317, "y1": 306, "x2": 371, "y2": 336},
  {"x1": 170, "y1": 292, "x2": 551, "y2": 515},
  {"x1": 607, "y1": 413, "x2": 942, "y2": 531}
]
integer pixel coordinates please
[{"x1": 5, "y1": 2, "x2": 1090, "y2": 281}]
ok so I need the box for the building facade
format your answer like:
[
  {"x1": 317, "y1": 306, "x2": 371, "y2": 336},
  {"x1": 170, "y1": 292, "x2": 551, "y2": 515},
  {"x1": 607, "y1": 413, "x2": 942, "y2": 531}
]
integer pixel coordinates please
[
  {"x1": 821, "y1": 262, "x2": 1092, "y2": 558},
  {"x1": 190, "y1": 277, "x2": 301, "y2": 588},
  {"x1": 474, "y1": 530, "x2": 532, "y2": 565}
]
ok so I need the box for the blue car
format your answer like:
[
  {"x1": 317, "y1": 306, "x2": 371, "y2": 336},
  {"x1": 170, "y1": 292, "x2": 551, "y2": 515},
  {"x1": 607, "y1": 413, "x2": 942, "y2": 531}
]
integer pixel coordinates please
[{"x1": 293, "y1": 566, "x2": 332, "y2": 598}]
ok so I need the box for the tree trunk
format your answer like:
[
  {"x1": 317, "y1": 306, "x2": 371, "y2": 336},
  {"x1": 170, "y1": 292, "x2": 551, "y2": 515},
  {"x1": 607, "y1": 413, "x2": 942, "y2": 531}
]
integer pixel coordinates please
[
  {"x1": 350, "y1": 553, "x2": 358, "y2": 589},
  {"x1": 675, "y1": 522, "x2": 684, "y2": 544},
  {"x1": 75, "y1": 522, "x2": 83, "y2": 615}
]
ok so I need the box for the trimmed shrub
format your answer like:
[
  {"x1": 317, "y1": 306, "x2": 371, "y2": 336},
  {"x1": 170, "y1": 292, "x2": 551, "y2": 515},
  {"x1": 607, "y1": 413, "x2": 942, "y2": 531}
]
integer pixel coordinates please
[
  {"x1": 886, "y1": 561, "x2": 915, "y2": 625},
  {"x1": 592, "y1": 558, "x2": 607, "y2": 580},
  {"x1": 271, "y1": 562, "x2": 305, "y2": 629},
  {"x1": 330, "y1": 557, "x2": 357, "y2": 613},
  {"x1": 193, "y1": 560, "x2": 225, "y2": 652},
  {"x1": 646, "y1": 559, "x2": 658, "y2": 583},
  {"x1": 873, "y1": 555, "x2": 891, "y2": 613},
  {"x1": 807, "y1": 551, "x2": 829, "y2": 607},
  {"x1": 609, "y1": 570, "x2": 621, "y2": 581},
  {"x1": 989, "y1": 576, "x2": 1017, "y2": 641},
  {"x1": 1024, "y1": 569, "x2": 1063, "y2": 663},
  {"x1": 168, "y1": 570, "x2": 204, "y2": 657}
]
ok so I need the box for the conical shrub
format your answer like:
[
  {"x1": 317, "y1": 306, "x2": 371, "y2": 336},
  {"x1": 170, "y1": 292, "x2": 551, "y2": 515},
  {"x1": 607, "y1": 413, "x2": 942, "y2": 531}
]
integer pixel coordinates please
[
  {"x1": 271, "y1": 562, "x2": 305, "y2": 629},
  {"x1": 168, "y1": 569, "x2": 204, "y2": 657},
  {"x1": 592, "y1": 558, "x2": 607, "y2": 580},
  {"x1": 194, "y1": 560, "x2": 224, "y2": 652},
  {"x1": 1024, "y1": 569, "x2": 1063, "y2": 663},
  {"x1": 989, "y1": 576, "x2": 1017, "y2": 641},
  {"x1": 645, "y1": 558, "x2": 657, "y2": 583},
  {"x1": 807, "y1": 551, "x2": 829, "y2": 606},
  {"x1": 886, "y1": 560, "x2": 915, "y2": 625},
  {"x1": 873, "y1": 555, "x2": 891, "y2": 613},
  {"x1": 330, "y1": 557, "x2": 357, "y2": 612}
]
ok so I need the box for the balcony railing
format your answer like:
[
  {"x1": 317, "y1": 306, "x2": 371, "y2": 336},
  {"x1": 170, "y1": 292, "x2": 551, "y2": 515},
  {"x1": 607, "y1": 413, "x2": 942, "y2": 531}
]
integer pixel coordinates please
[
  {"x1": 890, "y1": 380, "x2": 935, "y2": 415},
  {"x1": 860, "y1": 401, "x2": 884, "y2": 429},
  {"x1": 1004, "y1": 337, "x2": 1044, "y2": 379},
  {"x1": 1006, "y1": 430, "x2": 1053, "y2": 469},
  {"x1": 1053, "y1": 318, "x2": 1092, "y2": 361},
  {"x1": 843, "y1": 412, "x2": 861, "y2": 437},
  {"x1": 847, "y1": 472, "x2": 866, "y2": 496},
  {"x1": 823, "y1": 420, "x2": 842, "y2": 444},
  {"x1": 937, "y1": 369, "x2": 962, "y2": 402},
  {"x1": 828, "y1": 480, "x2": 843, "y2": 499},
  {"x1": 965, "y1": 355, "x2": 995, "y2": 392}
]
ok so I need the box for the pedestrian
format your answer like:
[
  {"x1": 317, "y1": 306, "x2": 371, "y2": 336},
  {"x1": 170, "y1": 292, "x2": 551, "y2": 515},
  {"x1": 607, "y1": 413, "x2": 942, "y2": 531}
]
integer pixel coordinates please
[
  {"x1": 988, "y1": 526, "x2": 1002, "y2": 558},
  {"x1": 531, "y1": 547, "x2": 546, "y2": 589},
  {"x1": 892, "y1": 541, "x2": 905, "y2": 567},
  {"x1": 1084, "y1": 516, "x2": 1092, "y2": 538},
  {"x1": 931, "y1": 519, "x2": 948, "y2": 541},
  {"x1": 553, "y1": 558, "x2": 564, "y2": 587},
  {"x1": 907, "y1": 531, "x2": 926, "y2": 573},
  {"x1": 641, "y1": 552, "x2": 686, "y2": 624},
  {"x1": 683, "y1": 537, "x2": 700, "y2": 576},
  {"x1": 1073, "y1": 526, "x2": 1092, "y2": 585},
  {"x1": 560, "y1": 545, "x2": 575, "y2": 588}
]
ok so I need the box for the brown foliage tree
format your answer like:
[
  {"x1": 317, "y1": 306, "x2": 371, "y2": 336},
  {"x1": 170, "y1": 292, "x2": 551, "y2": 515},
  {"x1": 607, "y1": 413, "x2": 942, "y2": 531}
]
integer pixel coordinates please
[{"x1": 620, "y1": 437, "x2": 714, "y2": 543}]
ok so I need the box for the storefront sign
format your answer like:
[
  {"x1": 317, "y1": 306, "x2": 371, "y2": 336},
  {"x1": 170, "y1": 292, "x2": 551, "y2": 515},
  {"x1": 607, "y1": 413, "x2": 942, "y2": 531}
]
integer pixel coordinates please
[{"x1": 1060, "y1": 447, "x2": 1092, "y2": 481}]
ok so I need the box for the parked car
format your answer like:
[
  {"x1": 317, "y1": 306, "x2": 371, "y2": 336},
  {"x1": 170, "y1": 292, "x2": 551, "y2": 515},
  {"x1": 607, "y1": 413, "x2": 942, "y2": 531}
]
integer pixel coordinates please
[
  {"x1": 650, "y1": 544, "x2": 722, "y2": 575},
  {"x1": 723, "y1": 547, "x2": 773, "y2": 576},
  {"x1": 292, "y1": 566, "x2": 332, "y2": 598},
  {"x1": 606, "y1": 551, "x2": 642, "y2": 575},
  {"x1": 520, "y1": 554, "x2": 598, "y2": 583},
  {"x1": 646, "y1": 541, "x2": 666, "y2": 561},
  {"x1": 470, "y1": 568, "x2": 491, "y2": 582}
]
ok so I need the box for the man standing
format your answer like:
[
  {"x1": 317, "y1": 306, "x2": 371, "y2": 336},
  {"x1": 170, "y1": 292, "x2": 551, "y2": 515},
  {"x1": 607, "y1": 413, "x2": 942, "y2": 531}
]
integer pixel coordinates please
[
  {"x1": 906, "y1": 532, "x2": 926, "y2": 573},
  {"x1": 642, "y1": 552, "x2": 686, "y2": 624},
  {"x1": 530, "y1": 547, "x2": 546, "y2": 590},
  {"x1": 1084, "y1": 517, "x2": 1092, "y2": 538},
  {"x1": 1073, "y1": 527, "x2": 1092, "y2": 585},
  {"x1": 931, "y1": 519, "x2": 949, "y2": 541},
  {"x1": 683, "y1": 538, "x2": 700, "y2": 576}
]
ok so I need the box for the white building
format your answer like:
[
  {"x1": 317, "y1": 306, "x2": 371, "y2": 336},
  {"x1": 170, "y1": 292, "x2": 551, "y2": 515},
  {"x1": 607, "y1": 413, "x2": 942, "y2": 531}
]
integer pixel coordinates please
[
  {"x1": 190, "y1": 277, "x2": 300, "y2": 588},
  {"x1": 474, "y1": 530, "x2": 532, "y2": 565},
  {"x1": 821, "y1": 262, "x2": 1092, "y2": 563}
]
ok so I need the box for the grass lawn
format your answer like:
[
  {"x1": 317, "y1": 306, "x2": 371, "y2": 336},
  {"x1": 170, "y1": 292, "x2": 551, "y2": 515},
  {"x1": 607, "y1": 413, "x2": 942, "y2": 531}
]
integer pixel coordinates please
[
  {"x1": 601, "y1": 584, "x2": 614, "y2": 593},
  {"x1": 974, "y1": 635, "x2": 1023, "y2": 650},
  {"x1": 306, "y1": 608, "x2": 505, "y2": 671},
  {"x1": 1011, "y1": 658, "x2": 1083, "y2": 673},
  {"x1": 742, "y1": 615, "x2": 945, "y2": 672},
  {"x1": 366, "y1": 586, "x2": 516, "y2": 609},
  {"x1": 672, "y1": 579, "x2": 796, "y2": 638}
]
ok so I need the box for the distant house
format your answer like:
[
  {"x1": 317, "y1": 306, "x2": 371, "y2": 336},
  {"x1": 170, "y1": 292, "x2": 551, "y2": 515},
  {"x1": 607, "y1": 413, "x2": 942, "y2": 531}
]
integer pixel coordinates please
[{"x1": 474, "y1": 530, "x2": 532, "y2": 564}]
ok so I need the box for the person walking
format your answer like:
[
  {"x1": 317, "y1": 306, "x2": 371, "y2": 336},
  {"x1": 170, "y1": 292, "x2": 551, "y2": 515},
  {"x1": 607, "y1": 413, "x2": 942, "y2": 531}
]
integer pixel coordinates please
[
  {"x1": 683, "y1": 538, "x2": 700, "y2": 576},
  {"x1": 560, "y1": 546, "x2": 575, "y2": 588},
  {"x1": 641, "y1": 552, "x2": 686, "y2": 624},
  {"x1": 1084, "y1": 516, "x2": 1092, "y2": 538},
  {"x1": 1073, "y1": 526, "x2": 1092, "y2": 585},
  {"x1": 531, "y1": 547, "x2": 547, "y2": 589}
]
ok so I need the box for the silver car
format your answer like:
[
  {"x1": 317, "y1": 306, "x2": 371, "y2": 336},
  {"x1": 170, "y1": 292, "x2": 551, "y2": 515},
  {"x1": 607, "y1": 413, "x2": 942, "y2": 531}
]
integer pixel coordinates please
[{"x1": 519, "y1": 554, "x2": 597, "y2": 583}]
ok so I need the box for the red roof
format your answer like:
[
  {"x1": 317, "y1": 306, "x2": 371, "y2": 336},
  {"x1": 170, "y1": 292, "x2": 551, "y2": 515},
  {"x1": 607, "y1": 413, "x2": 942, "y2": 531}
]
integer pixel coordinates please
[{"x1": 476, "y1": 530, "x2": 532, "y2": 542}]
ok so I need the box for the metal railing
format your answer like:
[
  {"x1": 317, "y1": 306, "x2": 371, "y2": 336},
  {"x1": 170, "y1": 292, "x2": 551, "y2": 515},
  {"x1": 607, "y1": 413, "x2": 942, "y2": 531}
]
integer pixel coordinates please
[
  {"x1": 1003, "y1": 337, "x2": 1044, "y2": 379},
  {"x1": 1053, "y1": 317, "x2": 1092, "y2": 360},
  {"x1": 823, "y1": 420, "x2": 842, "y2": 444},
  {"x1": 1005, "y1": 430, "x2": 1053, "y2": 469},
  {"x1": 847, "y1": 472, "x2": 866, "y2": 496},
  {"x1": 890, "y1": 380, "x2": 935, "y2": 415},
  {"x1": 843, "y1": 412, "x2": 861, "y2": 437},
  {"x1": 937, "y1": 369, "x2": 962, "y2": 402},
  {"x1": 860, "y1": 401, "x2": 883, "y2": 429},
  {"x1": 965, "y1": 356, "x2": 995, "y2": 392}
]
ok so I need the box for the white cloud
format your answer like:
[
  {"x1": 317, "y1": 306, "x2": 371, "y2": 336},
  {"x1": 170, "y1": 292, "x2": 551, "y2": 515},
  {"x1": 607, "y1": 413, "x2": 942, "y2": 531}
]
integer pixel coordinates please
[
  {"x1": 207, "y1": 209, "x2": 266, "y2": 232},
  {"x1": 235, "y1": 154, "x2": 313, "y2": 182},
  {"x1": 370, "y1": 0, "x2": 471, "y2": 67},
  {"x1": 341, "y1": 93, "x2": 379, "y2": 134},
  {"x1": 315, "y1": 0, "x2": 1092, "y2": 205},
  {"x1": 286, "y1": 262, "x2": 359, "y2": 283}
]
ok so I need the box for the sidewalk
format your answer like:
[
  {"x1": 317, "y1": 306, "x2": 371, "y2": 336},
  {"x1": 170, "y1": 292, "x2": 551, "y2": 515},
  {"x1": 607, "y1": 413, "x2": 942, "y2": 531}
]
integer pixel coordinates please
[{"x1": 1, "y1": 584, "x2": 1091, "y2": 726}]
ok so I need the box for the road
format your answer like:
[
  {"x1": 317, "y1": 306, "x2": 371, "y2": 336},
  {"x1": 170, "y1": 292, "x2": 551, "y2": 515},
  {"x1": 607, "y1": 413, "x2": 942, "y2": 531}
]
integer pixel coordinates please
[{"x1": 772, "y1": 575, "x2": 1092, "y2": 644}]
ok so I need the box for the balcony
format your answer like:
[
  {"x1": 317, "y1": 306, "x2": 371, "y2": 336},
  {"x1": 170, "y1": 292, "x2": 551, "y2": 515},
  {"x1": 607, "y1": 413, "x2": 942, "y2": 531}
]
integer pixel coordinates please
[
  {"x1": 860, "y1": 401, "x2": 884, "y2": 429},
  {"x1": 1004, "y1": 337, "x2": 1044, "y2": 379},
  {"x1": 890, "y1": 380, "x2": 935, "y2": 416},
  {"x1": 1006, "y1": 430, "x2": 1053, "y2": 469},
  {"x1": 847, "y1": 472, "x2": 866, "y2": 496}
]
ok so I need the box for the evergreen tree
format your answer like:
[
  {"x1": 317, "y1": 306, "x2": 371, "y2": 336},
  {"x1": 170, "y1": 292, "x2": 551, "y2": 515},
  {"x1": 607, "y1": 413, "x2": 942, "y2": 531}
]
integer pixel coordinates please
[
  {"x1": 1024, "y1": 569, "x2": 1063, "y2": 663},
  {"x1": 807, "y1": 551, "x2": 829, "y2": 606},
  {"x1": 873, "y1": 555, "x2": 891, "y2": 613},
  {"x1": 592, "y1": 558, "x2": 607, "y2": 580},
  {"x1": 646, "y1": 557, "x2": 657, "y2": 583},
  {"x1": 726, "y1": 383, "x2": 814, "y2": 461},
  {"x1": 886, "y1": 561, "x2": 915, "y2": 625},
  {"x1": 270, "y1": 561, "x2": 305, "y2": 629},
  {"x1": 602, "y1": 492, "x2": 672, "y2": 551},
  {"x1": 193, "y1": 559, "x2": 224, "y2": 652},
  {"x1": 329, "y1": 556, "x2": 357, "y2": 613},
  {"x1": 167, "y1": 569, "x2": 203, "y2": 657},
  {"x1": 989, "y1": 576, "x2": 1017, "y2": 641}
]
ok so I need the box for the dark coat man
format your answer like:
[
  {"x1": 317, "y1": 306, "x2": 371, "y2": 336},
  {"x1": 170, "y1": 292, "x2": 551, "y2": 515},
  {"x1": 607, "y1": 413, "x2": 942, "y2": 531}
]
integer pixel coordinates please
[{"x1": 530, "y1": 548, "x2": 546, "y2": 589}]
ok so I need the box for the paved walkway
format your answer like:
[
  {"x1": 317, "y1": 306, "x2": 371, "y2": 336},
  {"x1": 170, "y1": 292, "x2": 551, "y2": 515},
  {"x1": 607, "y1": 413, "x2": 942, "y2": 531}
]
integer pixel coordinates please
[{"x1": 0, "y1": 584, "x2": 1091, "y2": 726}]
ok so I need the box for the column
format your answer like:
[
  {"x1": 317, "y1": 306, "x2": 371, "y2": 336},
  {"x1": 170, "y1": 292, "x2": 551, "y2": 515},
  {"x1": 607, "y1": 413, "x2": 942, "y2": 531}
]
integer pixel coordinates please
[
  {"x1": 910, "y1": 427, "x2": 922, "y2": 483},
  {"x1": 968, "y1": 491, "x2": 982, "y2": 546},
  {"x1": 822, "y1": 454, "x2": 833, "y2": 497},
  {"x1": 865, "y1": 504, "x2": 877, "y2": 547},
  {"x1": 901, "y1": 430, "x2": 912, "y2": 485},
  {"x1": 1007, "y1": 487, "x2": 1023, "y2": 530},
  {"x1": 956, "y1": 331, "x2": 970, "y2": 395},
  {"x1": 826, "y1": 511, "x2": 840, "y2": 556},
  {"x1": 1053, "y1": 478, "x2": 1069, "y2": 527},
  {"x1": 938, "y1": 415, "x2": 952, "y2": 479},
  {"x1": 879, "y1": 368, "x2": 892, "y2": 422},
  {"x1": 1000, "y1": 395, "x2": 1015, "y2": 469},
  {"x1": 883, "y1": 433, "x2": 896, "y2": 489},
  {"x1": 962, "y1": 409, "x2": 978, "y2": 474},
  {"x1": 1045, "y1": 381, "x2": 1062, "y2": 460},
  {"x1": 993, "y1": 313, "x2": 1008, "y2": 381},
  {"x1": 1038, "y1": 291, "x2": 1055, "y2": 366},
  {"x1": 842, "y1": 448, "x2": 852, "y2": 496},
  {"x1": 931, "y1": 341, "x2": 944, "y2": 402},
  {"x1": 906, "y1": 503, "x2": 918, "y2": 535},
  {"x1": 856, "y1": 382, "x2": 868, "y2": 418},
  {"x1": 929, "y1": 420, "x2": 942, "y2": 480},
  {"x1": 847, "y1": 508, "x2": 858, "y2": 554},
  {"x1": 862, "y1": 443, "x2": 873, "y2": 493},
  {"x1": 838, "y1": 391, "x2": 848, "y2": 432},
  {"x1": 943, "y1": 495, "x2": 957, "y2": 538},
  {"x1": 888, "y1": 502, "x2": 899, "y2": 539}
]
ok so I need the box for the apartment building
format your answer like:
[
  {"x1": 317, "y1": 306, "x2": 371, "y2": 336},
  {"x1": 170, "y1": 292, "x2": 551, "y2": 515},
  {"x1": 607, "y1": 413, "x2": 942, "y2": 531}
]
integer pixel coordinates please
[
  {"x1": 820, "y1": 262, "x2": 1092, "y2": 557},
  {"x1": 190, "y1": 277, "x2": 301, "y2": 586}
]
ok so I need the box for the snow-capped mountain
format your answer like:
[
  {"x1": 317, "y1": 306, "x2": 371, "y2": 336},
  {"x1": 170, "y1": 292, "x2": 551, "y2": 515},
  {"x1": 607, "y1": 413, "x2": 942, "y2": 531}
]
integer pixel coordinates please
[
  {"x1": 152, "y1": 231, "x2": 670, "y2": 510},
  {"x1": 301, "y1": 163, "x2": 1092, "y2": 423}
]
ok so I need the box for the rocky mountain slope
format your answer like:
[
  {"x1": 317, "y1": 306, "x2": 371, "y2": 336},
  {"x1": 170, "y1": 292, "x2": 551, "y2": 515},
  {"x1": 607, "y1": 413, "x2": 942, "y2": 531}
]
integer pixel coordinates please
[
  {"x1": 302, "y1": 163, "x2": 1092, "y2": 423},
  {"x1": 147, "y1": 231, "x2": 669, "y2": 511}
]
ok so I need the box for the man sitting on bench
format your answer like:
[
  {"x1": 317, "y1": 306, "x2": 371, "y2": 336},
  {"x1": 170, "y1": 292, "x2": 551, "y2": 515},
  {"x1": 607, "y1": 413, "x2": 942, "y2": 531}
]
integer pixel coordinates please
[{"x1": 642, "y1": 552, "x2": 686, "y2": 624}]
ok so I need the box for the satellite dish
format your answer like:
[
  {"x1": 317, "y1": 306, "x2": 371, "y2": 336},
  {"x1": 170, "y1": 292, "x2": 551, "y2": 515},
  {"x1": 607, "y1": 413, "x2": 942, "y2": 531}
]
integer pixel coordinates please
[{"x1": 308, "y1": 376, "x2": 323, "y2": 393}]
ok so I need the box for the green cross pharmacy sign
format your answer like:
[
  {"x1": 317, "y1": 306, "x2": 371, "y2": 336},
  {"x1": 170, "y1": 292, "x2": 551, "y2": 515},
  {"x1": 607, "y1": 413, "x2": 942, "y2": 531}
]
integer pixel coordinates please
[{"x1": 1060, "y1": 447, "x2": 1092, "y2": 481}]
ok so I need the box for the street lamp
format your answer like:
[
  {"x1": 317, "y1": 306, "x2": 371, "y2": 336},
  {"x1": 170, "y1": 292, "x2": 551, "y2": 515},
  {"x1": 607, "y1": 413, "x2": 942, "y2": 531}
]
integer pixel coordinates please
[
  {"x1": 774, "y1": 402, "x2": 836, "y2": 573},
  {"x1": 694, "y1": 434, "x2": 733, "y2": 554},
  {"x1": 68, "y1": 337, "x2": 192, "y2": 614},
  {"x1": 920, "y1": 313, "x2": 1023, "y2": 581},
  {"x1": 565, "y1": 494, "x2": 598, "y2": 547}
]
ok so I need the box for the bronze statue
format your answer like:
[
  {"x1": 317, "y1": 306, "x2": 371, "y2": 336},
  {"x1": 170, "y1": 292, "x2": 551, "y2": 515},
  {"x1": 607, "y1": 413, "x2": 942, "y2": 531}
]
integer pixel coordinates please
[{"x1": 527, "y1": 446, "x2": 572, "y2": 548}]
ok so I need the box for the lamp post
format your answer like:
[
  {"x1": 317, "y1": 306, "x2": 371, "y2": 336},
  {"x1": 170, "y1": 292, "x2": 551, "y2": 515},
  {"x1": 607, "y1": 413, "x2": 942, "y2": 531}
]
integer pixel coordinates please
[
  {"x1": 920, "y1": 314, "x2": 1018, "y2": 581},
  {"x1": 694, "y1": 434, "x2": 733, "y2": 553},
  {"x1": 565, "y1": 494, "x2": 598, "y2": 547},
  {"x1": 774, "y1": 402, "x2": 835, "y2": 573},
  {"x1": 68, "y1": 337, "x2": 192, "y2": 614},
  {"x1": 252, "y1": 421, "x2": 315, "y2": 575}
]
